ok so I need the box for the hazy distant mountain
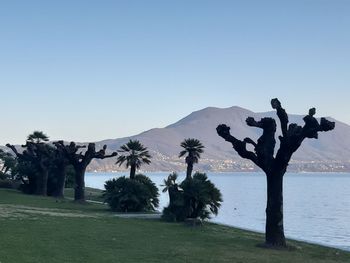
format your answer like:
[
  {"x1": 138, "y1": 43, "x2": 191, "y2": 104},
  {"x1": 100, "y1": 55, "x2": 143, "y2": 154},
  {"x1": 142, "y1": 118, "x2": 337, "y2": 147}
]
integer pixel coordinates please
[
  {"x1": 2, "y1": 106, "x2": 349, "y2": 172},
  {"x1": 87, "y1": 106, "x2": 350, "y2": 173}
]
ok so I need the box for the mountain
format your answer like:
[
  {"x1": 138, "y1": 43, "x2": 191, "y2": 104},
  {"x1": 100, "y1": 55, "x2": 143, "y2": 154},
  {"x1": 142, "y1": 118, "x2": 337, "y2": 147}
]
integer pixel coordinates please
[{"x1": 87, "y1": 106, "x2": 350, "y2": 173}]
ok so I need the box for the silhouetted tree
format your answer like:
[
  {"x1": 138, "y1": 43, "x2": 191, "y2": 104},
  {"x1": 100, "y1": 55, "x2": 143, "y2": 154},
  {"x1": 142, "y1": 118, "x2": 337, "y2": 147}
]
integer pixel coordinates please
[
  {"x1": 55, "y1": 141, "x2": 117, "y2": 202},
  {"x1": 116, "y1": 140, "x2": 151, "y2": 179},
  {"x1": 6, "y1": 131, "x2": 53, "y2": 196},
  {"x1": 179, "y1": 138, "x2": 204, "y2": 180},
  {"x1": 51, "y1": 141, "x2": 72, "y2": 198},
  {"x1": 216, "y1": 98, "x2": 335, "y2": 247}
]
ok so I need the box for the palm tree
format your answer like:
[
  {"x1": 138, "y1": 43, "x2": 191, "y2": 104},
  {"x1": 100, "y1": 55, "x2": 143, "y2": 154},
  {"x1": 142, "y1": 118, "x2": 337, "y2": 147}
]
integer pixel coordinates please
[
  {"x1": 27, "y1": 131, "x2": 49, "y2": 143},
  {"x1": 162, "y1": 172, "x2": 182, "y2": 205},
  {"x1": 162, "y1": 172, "x2": 179, "y2": 194},
  {"x1": 116, "y1": 140, "x2": 151, "y2": 179},
  {"x1": 179, "y1": 138, "x2": 204, "y2": 180}
]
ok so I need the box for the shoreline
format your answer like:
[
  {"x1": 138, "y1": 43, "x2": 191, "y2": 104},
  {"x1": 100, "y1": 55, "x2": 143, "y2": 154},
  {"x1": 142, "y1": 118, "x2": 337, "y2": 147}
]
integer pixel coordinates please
[
  {"x1": 211, "y1": 221, "x2": 350, "y2": 253},
  {"x1": 82, "y1": 179, "x2": 350, "y2": 254}
]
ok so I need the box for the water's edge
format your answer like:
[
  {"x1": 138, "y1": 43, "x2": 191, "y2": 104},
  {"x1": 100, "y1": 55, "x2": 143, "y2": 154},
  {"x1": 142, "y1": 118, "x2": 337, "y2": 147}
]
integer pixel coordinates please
[{"x1": 86, "y1": 172, "x2": 350, "y2": 251}]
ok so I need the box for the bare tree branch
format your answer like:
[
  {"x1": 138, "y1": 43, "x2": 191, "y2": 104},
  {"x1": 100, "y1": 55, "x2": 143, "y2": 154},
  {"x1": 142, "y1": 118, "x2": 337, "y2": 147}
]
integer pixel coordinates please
[
  {"x1": 271, "y1": 98, "x2": 288, "y2": 137},
  {"x1": 5, "y1": 144, "x2": 20, "y2": 157},
  {"x1": 216, "y1": 124, "x2": 259, "y2": 167}
]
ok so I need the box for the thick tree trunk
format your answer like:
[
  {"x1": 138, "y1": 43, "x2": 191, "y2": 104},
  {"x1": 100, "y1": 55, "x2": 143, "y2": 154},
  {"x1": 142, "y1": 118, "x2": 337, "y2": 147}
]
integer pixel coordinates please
[
  {"x1": 53, "y1": 165, "x2": 66, "y2": 198},
  {"x1": 265, "y1": 172, "x2": 286, "y2": 247},
  {"x1": 186, "y1": 163, "x2": 193, "y2": 180},
  {"x1": 130, "y1": 165, "x2": 136, "y2": 179},
  {"x1": 74, "y1": 167, "x2": 86, "y2": 202},
  {"x1": 36, "y1": 169, "x2": 48, "y2": 196},
  {"x1": 42, "y1": 169, "x2": 48, "y2": 196}
]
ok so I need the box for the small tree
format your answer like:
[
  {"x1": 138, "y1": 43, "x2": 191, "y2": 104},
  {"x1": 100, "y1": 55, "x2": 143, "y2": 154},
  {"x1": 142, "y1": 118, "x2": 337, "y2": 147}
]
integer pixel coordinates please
[
  {"x1": 179, "y1": 138, "x2": 204, "y2": 180},
  {"x1": 216, "y1": 98, "x2": 335, "y2": 247},
  {"x1": 116, "y1": 140, "x2": 151, "y2": 179}
]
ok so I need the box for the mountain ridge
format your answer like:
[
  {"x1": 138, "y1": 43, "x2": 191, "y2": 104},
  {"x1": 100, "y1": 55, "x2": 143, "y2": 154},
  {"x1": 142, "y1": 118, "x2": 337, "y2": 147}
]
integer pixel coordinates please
[
  {"x1": 2, "y1": 106, "x2": 350, "y2": 172},
  {"x1": 89, "y1": 106, "x2": 350, "y2": 173}
]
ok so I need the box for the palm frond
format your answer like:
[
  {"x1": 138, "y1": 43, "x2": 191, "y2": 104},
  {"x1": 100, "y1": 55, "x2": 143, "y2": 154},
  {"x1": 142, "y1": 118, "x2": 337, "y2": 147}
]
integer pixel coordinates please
[
  {"x1": 115, "y1": 139, "x2": 151, "y2": 171},
  {"x1": 179, "y1": 138, "x2": 205, "y2": 159}
]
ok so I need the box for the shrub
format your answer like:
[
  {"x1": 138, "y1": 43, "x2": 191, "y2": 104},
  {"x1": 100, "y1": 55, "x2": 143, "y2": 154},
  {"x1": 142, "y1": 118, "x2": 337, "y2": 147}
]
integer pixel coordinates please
[
  {"x1": 0, "y1": 179, "x2": 21, "y2": 189},
  {"x1": 0, "y1": 172, "x2": 7, "y2": 180},
  {"x1": 181, "y1": 172, "x2": 222, "y2": 220},
  {"x1": 103, "y1": 174, "x2": 159, "y2": 212},
  {"x1": 162, "y1": 172, "x2": 222, "y2": 222}
]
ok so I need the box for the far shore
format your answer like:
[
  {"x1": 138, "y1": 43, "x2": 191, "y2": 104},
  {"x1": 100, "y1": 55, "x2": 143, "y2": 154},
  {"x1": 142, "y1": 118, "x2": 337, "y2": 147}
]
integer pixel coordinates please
[{"x1": 86, "y1": 170, "x2": 350, "y2": 174}]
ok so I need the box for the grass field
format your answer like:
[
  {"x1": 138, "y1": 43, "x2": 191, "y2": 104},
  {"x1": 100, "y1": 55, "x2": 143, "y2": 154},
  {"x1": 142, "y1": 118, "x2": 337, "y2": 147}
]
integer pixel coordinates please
[
  {"x1": 64, "y1": 187, "x2": 105, "y2": 203},
  {"x1": 0, "y1": 189, "x2": 349, "y2": 263}
]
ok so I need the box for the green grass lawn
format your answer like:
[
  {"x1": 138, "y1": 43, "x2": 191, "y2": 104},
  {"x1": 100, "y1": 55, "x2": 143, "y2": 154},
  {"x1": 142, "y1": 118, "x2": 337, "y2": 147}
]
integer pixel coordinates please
[
  {"x1": 64, "y1": 187, "x2": 105, "y2": 203},
  {"x1": 0, "y1": 189, "x2": 349, "y2": 263}
]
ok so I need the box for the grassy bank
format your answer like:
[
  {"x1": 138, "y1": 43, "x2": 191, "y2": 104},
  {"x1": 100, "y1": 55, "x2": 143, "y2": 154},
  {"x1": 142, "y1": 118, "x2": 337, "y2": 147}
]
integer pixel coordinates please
[{"x1": 0, "y1": 189, "x2": 349, "y2": 263}]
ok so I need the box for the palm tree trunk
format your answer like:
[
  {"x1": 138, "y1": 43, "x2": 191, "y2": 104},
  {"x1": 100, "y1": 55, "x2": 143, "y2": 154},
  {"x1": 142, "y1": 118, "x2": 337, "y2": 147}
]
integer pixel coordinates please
[
  {"x1": 186, "y1": 163, "x2": 193, "y2": 180},
  {"x1": 130, "y1": 165, "x2": 136, "y2": 179},
  {"x1": 265, "y1": 171, "x2": 286, "y2": 247}
]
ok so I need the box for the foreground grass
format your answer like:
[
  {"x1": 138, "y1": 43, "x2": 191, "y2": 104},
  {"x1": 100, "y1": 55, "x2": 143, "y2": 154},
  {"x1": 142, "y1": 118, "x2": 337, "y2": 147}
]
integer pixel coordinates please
[{"x1": 0, "y1": 189, "x2": 349, "y2": 263}]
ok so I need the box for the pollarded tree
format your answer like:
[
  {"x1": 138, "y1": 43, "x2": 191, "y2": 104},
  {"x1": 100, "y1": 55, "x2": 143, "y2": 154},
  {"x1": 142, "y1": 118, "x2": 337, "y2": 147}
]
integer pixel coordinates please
[
  {"x1": 116, "y1": 140, "x2": 151, "y2": 179},
  {"x1": 51, "y1": 142, "x2": 72, "y2": 198},
  {"x1": 179, "y1": 138, "x2": 204, "y2": 180},
  {"x1": 216, "y1": 98, "x2": 335, "y2": 247},
  {"x1": 6, "y1": 131, "x2": 53, "y2": 195},
  {"x1": 55, "y1": 141, "x2": 117, "y2": 202}
]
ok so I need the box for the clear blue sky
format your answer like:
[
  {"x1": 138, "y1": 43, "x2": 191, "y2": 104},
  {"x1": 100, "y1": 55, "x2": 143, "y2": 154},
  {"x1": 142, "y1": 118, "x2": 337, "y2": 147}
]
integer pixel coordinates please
[{"x1": 0, "y1": 0, "x2": 349, "y2": 145}]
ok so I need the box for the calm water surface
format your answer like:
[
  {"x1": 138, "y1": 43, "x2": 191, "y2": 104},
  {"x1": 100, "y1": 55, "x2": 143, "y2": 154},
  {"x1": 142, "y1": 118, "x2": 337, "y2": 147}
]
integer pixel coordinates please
[{"x1": 85, "y1": 172, "x2": 350, "y2": 251}]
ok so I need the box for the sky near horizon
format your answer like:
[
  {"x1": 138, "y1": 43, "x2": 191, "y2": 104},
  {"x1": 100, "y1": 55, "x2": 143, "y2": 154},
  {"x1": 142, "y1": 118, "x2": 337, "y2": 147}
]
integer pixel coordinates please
[{"x1": 0, "y1": 0, "x2": 349, "y2": 145}]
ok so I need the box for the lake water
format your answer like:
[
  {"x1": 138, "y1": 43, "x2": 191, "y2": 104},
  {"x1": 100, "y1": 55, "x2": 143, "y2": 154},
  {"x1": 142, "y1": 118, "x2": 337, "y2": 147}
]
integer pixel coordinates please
[{"x1": 85, "y1": 172, "x2": 350, "y2": 251}]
